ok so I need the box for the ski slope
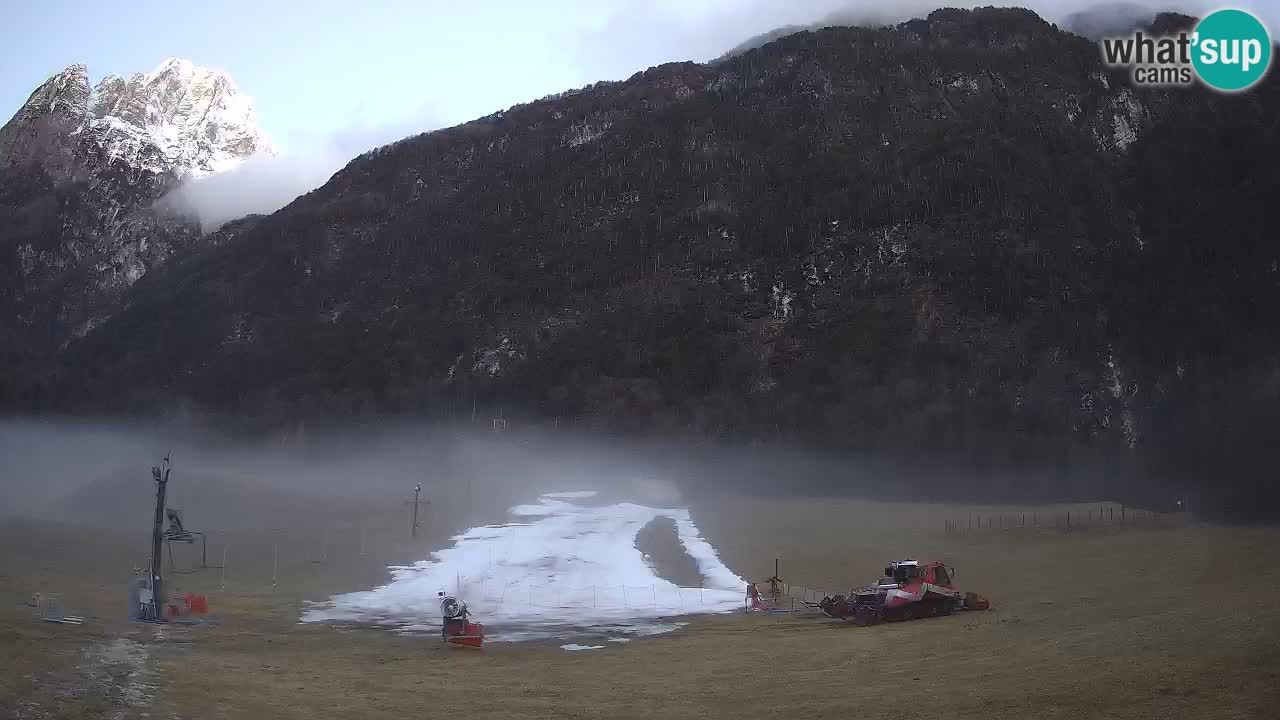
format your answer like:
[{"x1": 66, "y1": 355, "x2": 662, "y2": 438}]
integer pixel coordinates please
[{"x1": 302, "y1": 491, "x2": 746, "y2": 641}]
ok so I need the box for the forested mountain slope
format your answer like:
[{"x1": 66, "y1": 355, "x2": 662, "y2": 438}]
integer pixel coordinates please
[{"x1": 23, "y1": 9, "x2": 1280, "y2": 517}]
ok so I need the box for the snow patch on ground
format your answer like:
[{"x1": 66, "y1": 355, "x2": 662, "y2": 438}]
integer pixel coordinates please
[
  {"x1": 560, "y1": 643, "x2": 605, "y2": 651},
  {"x1": 69, "y1": 637, "x2": 155, "y2": 719},
  {"x1": 302, "y1": 493, "x2": 745, "y2": 641}
]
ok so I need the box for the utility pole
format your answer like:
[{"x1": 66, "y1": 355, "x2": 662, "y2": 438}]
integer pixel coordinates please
[
  {"x1": 405, "y1": 483, "x2": 430, "y2": 539},
  {"x1": 149, "y1": 455, "x2": 172, "y2": 618}
]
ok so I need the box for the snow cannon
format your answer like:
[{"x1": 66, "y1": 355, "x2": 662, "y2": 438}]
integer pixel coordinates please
[{"x1": 439, "y1": 592, "x2": 484, "y2": 648}]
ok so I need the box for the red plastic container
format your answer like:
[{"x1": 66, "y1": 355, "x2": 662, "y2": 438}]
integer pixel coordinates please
[{"x1": 184, "y1": 593, "x2": 209, "y2": 615}]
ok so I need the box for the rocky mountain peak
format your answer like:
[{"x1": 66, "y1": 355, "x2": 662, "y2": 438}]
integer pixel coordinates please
[
  {"x1": 0, "y1": 64, "x2": 92, "y2": 174},
  {"x1": 0, "y1": 57, "x2": 274, "y2": 367},
  {"x1": 26, "y1": 63, "x2": 91, "y2": 117},
  {"x1": 0, "y1": 57, "x2": 273, "y2": 180}
]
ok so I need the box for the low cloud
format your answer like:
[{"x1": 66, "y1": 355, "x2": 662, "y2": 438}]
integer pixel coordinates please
[
  {"x1": 158, "y1": 109, "x2": 442, "y2": 233},
  {"x1": 156, "y1": 151, "x2": 347, "y2": 233},
  {"x1": 577, "y1": 1, "x2": 1279, "y2": 70}
]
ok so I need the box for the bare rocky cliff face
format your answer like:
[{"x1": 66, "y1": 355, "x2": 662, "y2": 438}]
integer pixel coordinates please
[{"x1": 0, "y1": 58, "x2": 272, "y2": 401}]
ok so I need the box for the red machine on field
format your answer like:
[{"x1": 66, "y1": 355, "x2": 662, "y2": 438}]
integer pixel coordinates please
[
  {"x1": 814, "y1": 560, "x2": 990, "y2": 625},
  {"x1": 439, "y1": 592, "x2": 485, "y2": 648}
]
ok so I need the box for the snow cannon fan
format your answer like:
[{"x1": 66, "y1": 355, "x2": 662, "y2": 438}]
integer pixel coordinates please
[
  {"x1": 438, "y1": 591, "x2": 484, "y2": 648},
  {"x1": 440, "y1": 594, "x2": 467, "y2": 619}
]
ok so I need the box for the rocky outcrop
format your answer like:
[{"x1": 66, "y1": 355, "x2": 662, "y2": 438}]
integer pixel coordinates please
[{"x1": 0, "y1": 64, "x2": 94, "y2": 181}]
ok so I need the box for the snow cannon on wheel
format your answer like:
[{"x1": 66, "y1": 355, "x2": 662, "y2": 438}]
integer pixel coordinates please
[
  {"x1": 812, "y1": 560, "x2": 990, "y2": 625},
  {"x1": 439, "y1": 592, "x2": 485, "y2": 648}
]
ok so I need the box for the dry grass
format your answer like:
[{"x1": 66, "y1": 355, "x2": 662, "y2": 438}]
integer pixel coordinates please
[{"x1": 3, "y1": 494, "x2": 1279, "y2": 719}]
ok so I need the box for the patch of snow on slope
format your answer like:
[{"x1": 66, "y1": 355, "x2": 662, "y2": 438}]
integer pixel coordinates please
[
  {"x1": 472, "y1": 337, "x2": 518, "y2": 377},
  {"x1": 302, "y1": 493, "x2": 745, "y2": 641},
  {"x1": 566, "y1": 119, "x2": 611, "y2": 147},
  {"x1": 1110, "y1": 89, "x2": 1143, "y2": 151}
]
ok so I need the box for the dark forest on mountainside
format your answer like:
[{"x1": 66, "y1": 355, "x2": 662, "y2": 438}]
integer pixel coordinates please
[{"x1": 3, "y1": 9, "x2": 1278, "y2": 519}]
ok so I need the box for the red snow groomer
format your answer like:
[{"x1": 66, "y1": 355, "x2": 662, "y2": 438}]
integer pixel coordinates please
[{"x1": 814, "y1": 560, "x2": 990, "y2": 625}]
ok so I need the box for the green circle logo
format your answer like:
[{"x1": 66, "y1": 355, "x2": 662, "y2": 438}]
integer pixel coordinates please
[{"x1": 1192, "y1": 9, "x2": 1272, "y2": 92}]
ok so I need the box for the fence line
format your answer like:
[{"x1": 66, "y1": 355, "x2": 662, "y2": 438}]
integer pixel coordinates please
[
  {"x1": 448, "y1": 575, "x2": 733, "y2": 611},
  {"x1": 164, "y1": 508, "x2": 1189, "y2": 611},
  {"x1": 161, "y1": 530, "x2": 873, "y2": 619},
  {"x1": 943, "y1": 506, "x2": 1184, "y2": 535}
]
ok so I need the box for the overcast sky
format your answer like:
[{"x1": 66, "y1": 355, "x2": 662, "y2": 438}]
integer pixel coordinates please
[
  {"x1": 9, "y1": 0, "x2": 1275, "y2": 154},
  {"x1": 3, "y1": 0, "x2": 1275, "y2": 227},
  {"x1": 3, "y1": 0, "x2": 836, "y2": 156}
]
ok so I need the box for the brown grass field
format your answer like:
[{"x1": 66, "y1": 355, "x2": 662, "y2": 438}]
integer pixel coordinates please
[{"x1": 3, "y1": 491, "x2": 1279, "y2": 720}]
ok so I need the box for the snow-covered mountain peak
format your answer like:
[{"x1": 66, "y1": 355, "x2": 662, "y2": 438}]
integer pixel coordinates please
[
  {"x1": 2, "y1": 58, "x2": 273, "y2": 179},
  {"x1": 144, "y1": 57, "x2": 195, "y2": 85},
  {"x1": 91, "y1": 57, "x2": 274, "y2": 177}
]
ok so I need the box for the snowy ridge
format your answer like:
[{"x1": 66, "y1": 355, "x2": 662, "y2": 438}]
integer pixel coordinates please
[
  {"x1": 22, "y1": 58, "x2": 273, "y2": 178},
  {"x1": 88, "y1": 58, "x2": 274, "y2": 177},
  {"x1": 302, "y1": 491, "x2": 747, "y2": 641}
]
